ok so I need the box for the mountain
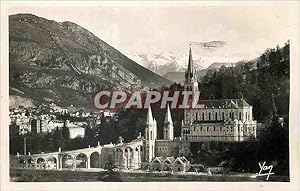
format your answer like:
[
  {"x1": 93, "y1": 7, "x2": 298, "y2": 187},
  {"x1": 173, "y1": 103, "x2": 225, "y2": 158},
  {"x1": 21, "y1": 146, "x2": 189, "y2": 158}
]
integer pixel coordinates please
[
  {"x1": 124, "y1": 51, "x2": 205, "y2": 76},
  {"x1": 9, "y1": 14, "x2": 171, "y2": 109},
  {"x1": 163, "y1": 61, "x2": 246, "y2": 84},
  {"x1": 124, "y1": 50, "x2": 246, "y2": 76}
]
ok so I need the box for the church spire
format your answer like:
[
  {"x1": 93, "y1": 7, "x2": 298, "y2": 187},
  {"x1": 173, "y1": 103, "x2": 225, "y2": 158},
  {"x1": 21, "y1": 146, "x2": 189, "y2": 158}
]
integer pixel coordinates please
[
  {"x1": 163, "y1": 104, "x2": 174, "y2": 140},
  {"x1": 186, "y1": 46, "x2": 194, "y2": 79},
  {"x1": 145, "y1": 105, "x2": 157, "y2": 162},
  {"x1": 146, "y1": 106, "x2": 154, "y2": 125},
  {"x1": 164, "y1": 104, "x2": 173, "y2": 125}
]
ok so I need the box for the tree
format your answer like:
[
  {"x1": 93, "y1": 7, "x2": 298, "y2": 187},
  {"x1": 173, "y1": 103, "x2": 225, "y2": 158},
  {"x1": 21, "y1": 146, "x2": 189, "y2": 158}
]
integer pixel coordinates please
[{"x1": 53, "y1": 127, "x2": 65, "y2": 151}]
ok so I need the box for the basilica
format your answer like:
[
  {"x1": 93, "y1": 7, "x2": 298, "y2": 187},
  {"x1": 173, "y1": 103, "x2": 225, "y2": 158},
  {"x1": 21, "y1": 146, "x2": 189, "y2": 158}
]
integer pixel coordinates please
[{"x1": 144, "y1": 47, "x2": 258, "y2": 167}]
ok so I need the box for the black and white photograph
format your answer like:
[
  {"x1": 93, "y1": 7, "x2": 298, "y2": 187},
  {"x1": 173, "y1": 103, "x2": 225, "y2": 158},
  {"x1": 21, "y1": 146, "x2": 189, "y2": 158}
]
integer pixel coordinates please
[{"x1": 0, "y1": 1, "x2": 299, "y2": 190}]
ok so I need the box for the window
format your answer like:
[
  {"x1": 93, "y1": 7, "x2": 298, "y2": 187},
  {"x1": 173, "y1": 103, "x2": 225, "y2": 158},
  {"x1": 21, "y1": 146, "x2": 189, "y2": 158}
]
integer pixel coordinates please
[
  {"x1": 215, "y1": 112, "x2": 218, "y2": 120},
  {"x1": 231, "y1": 127, "x2": 233, "y2": 132},
  {"x1": 209, "y1": 112, "x2": 211, "y2": 120},
  {"x1": 196, "y1": 113, "x2": 198, "y2": 120},
  {"x1": 207, "y1": 127, "x2": 209, "y2": 131},
  {"x1": 202, "y1": 113, "x2": 204, "y2": 120},
  {"x1": 214, "y1": 127, "x2": 216, "y2": 131},
  {"x1": 194, "y1": 127, "x2": 196, "y2": 131},
  {"x1": 222, "y1": 112, "x2": 224, "y2": 120},
  {"x1": 150, "y1": 131, "x2": 153, "y2": 140},
  {"x1": 201, "y1": 126, "x2": 203, "y2": 131},
  {"x1": 239, "y1": 112, "x2": 241, "y2": 120}
]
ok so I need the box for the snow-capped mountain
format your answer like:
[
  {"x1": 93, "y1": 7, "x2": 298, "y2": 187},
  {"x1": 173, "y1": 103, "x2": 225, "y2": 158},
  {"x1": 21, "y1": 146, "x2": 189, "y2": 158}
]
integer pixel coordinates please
[{"x1": 123, "y1": 50, "x2": 244, "y2": 76}]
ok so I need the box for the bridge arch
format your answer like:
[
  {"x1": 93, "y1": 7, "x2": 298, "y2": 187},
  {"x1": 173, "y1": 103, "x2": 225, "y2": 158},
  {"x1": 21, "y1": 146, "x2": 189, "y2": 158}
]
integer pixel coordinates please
[
  {"x1": 125, "y1": 147, "x2": 134, "y2": 156},
  {"x1": 28, "y1": 158, "x2": 34, "y2": 164},
  {"x1": 46, "y1": 156, "x2": 57, "y2": 164},
  {"x1": 61, "y1": 154, "x2": 74, "y2": 169},
  {"x1": 114, "y1": 148, "x2": 124, "y2": 168},
  {"x1": 19, "y1": 159, "x2": 26, "y2": 164},
  {"x1": 75, "y1": 153, "x2": 88, "y2": 168},
  {"x1": 37, "y1": 158, "x2": 46, "y2": 164},
  {"x1": 16, "y1": 158, "x2": 26, "y2": 168},
  {"x1": 90, "y1": 151, "x2": 100, "y2": 168},
  {"x1": 36, "y1": 158, "x2": 46, "y2": 169},
  {"x1": 46, "y1": 156, "x2": 57, "y2": 169}
]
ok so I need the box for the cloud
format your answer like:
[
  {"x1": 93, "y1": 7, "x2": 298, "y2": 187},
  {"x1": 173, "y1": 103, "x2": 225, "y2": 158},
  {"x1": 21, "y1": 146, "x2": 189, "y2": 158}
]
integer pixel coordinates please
[{"x1": 190, "y1": 41, "x2": 227, "y2": 49}]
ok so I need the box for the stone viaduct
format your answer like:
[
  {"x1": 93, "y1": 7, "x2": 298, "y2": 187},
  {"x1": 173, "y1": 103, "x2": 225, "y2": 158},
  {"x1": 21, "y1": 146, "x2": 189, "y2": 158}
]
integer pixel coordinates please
[{"x1": 10, "y1": 138, "x2": 145, "y2": 170}]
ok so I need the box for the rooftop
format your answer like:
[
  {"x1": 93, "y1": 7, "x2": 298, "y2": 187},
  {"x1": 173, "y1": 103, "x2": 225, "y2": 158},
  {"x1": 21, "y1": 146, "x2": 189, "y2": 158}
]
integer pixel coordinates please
[{"x1": 195, "y1": 99, "x2": 251, "y2": 109}]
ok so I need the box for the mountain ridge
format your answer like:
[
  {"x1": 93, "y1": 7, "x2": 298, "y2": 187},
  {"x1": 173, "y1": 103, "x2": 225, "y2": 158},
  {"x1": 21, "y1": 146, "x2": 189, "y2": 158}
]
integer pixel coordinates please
[
  {"x1": 124, "y1": 50, "x2": 247, "y2": 76},
  {"x1": 162, "y1": 60, "x2": 257, "y2": 84},
  {"x1": 9, "y1": 14, "x2": 171, "y2": 109}
]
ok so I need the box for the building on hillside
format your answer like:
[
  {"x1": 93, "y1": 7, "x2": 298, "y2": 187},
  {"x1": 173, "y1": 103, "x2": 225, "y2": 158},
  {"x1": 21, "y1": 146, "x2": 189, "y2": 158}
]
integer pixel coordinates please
[
  {"x1": 47, "y1": 120, "x2": 65, "y2": 133},
  {"x1": 66, "y1": 120, "x2": 85, "y2": 139},
  {"x1": 30, "y1": 118, "x2": 41, "y2": 134}
]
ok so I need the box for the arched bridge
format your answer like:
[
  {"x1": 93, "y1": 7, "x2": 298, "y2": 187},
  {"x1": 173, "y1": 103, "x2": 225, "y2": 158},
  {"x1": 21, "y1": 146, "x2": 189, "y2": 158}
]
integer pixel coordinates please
[{"x1": 10, "y1": 138, "x2": 145, "y2": 170}]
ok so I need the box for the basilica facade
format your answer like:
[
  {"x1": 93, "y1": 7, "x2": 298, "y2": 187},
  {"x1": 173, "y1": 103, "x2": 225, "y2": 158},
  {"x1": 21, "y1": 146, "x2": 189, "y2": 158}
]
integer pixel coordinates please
[{"x1": 181, "y1": 47, "x2": 257, "y2": 144}]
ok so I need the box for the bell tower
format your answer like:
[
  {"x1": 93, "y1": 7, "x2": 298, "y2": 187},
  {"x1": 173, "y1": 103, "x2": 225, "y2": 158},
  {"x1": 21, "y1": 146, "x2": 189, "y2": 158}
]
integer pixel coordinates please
[
  {"x1": 183, "y1": 46, "x2": 199, "y2": 125},
  {"x1": 145, "y1": 106, "x2": 157, "y2": 162},
  {"x1": 163, "y1": 105, "x2": 174, "y2": 140},
  {"x1": 184, "y1": 46, "x2": 198, "y2": 92},
  {"x1": 181, "y1": 46, "x2": 199, "y2": 154}
]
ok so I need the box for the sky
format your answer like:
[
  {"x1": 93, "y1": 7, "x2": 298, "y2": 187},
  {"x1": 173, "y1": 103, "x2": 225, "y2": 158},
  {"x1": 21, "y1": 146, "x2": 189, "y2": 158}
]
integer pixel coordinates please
[{"x1": 8, "y1": 3, "x2": 297, "y2": 62}]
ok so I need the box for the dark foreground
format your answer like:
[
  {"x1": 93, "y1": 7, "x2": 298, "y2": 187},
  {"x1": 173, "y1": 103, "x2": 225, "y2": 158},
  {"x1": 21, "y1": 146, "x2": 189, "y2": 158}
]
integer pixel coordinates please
[{"x1": 10, "y1": 169, "x2": 289, "y2": 182}]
